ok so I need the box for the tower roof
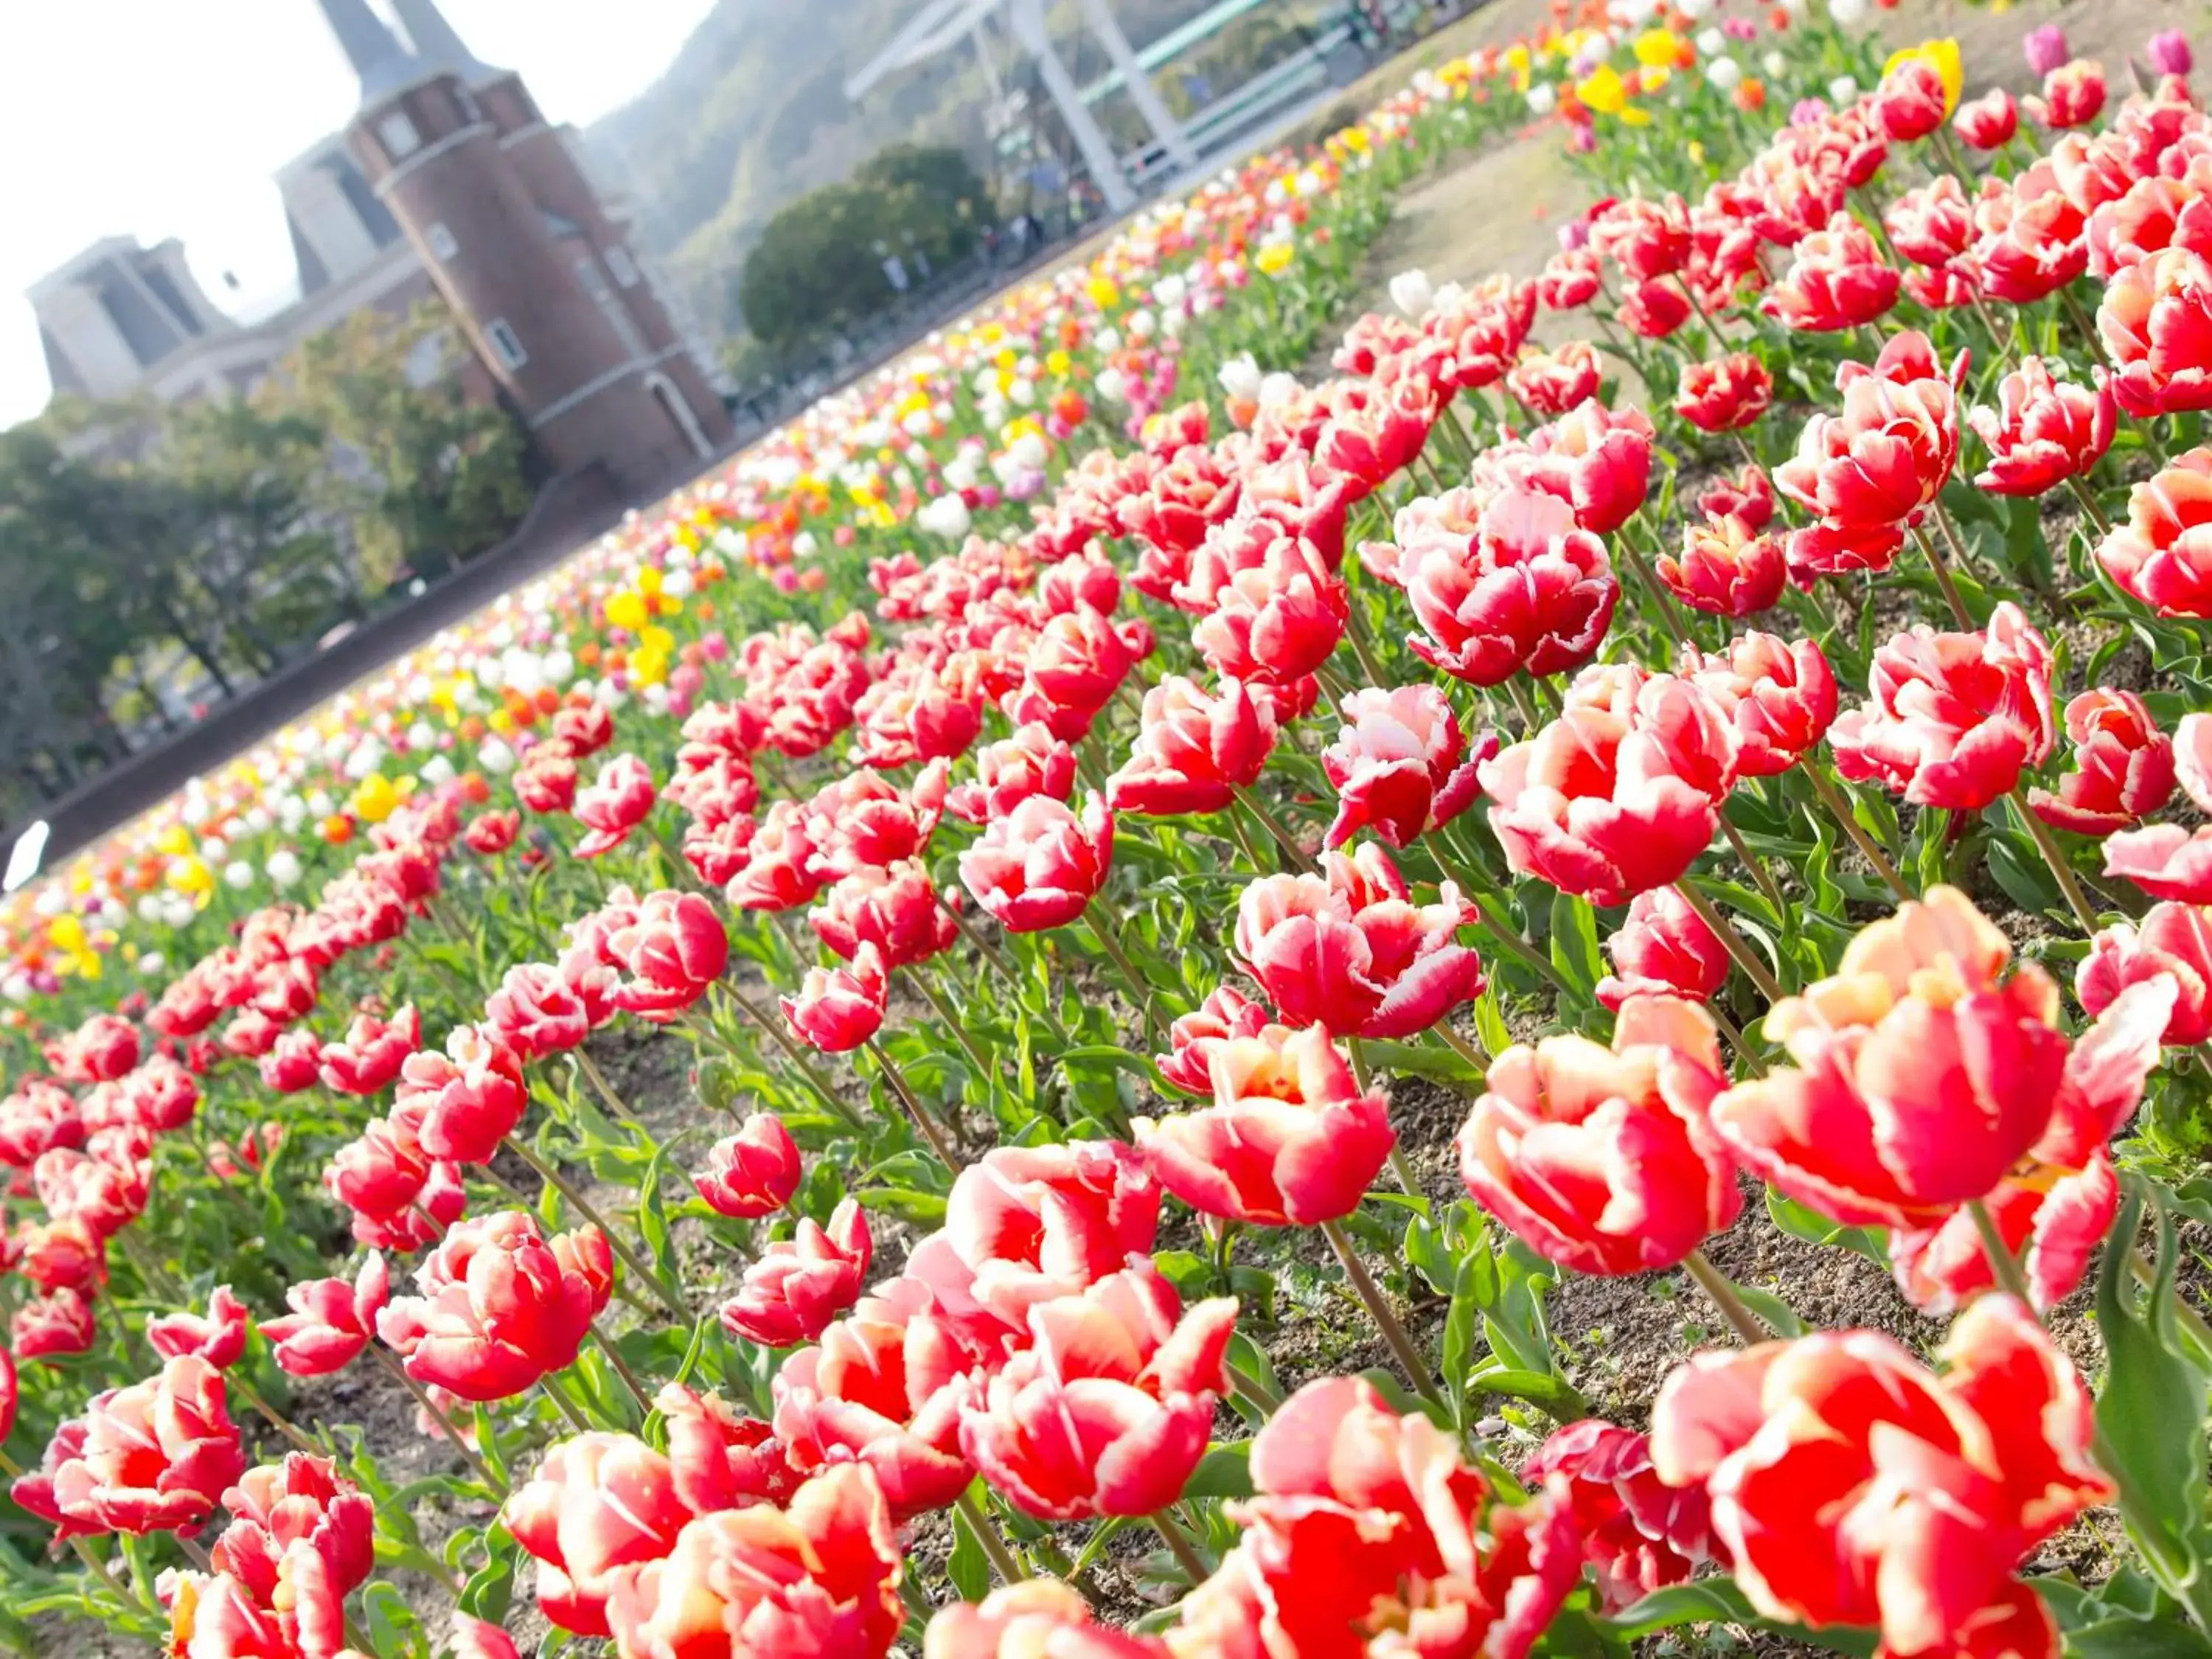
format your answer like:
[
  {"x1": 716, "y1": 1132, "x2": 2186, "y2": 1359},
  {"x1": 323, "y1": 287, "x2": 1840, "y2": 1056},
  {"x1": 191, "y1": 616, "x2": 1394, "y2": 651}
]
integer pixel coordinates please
[
  {"x1": 315, "y1": 0, "x2": 420, "y2": 104},
  {"x1": 389, "y1": 0, "x2": 500, "y2": 84}
]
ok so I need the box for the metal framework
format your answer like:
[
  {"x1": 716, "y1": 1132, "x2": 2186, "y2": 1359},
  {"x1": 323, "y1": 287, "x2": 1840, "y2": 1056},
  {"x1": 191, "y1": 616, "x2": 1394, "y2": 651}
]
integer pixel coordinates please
[{"x1": 844, "y1": 0, "x2": 1194, "y2": 212}]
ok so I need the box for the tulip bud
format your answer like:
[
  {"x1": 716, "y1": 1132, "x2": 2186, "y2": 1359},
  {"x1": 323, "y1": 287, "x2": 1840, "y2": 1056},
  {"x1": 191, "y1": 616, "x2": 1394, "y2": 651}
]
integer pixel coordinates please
[{"x1": 692, "y1": 1116, "x2": 803, "y2": 1220}]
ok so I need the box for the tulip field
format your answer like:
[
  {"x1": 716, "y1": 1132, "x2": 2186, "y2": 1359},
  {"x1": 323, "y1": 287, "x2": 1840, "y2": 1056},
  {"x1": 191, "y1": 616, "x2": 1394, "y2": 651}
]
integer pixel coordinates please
[{"x1": 21, "y1": 1, "x2": 2212, "y2": 1653}]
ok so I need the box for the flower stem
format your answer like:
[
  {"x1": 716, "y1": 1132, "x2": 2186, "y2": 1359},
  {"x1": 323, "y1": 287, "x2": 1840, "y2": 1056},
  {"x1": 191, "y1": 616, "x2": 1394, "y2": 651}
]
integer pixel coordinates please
[
  {"x1": 2009, "y1": 790, "x2": 2101, "y2": 935},
  {"x1": 1434, "y1": 838, "x2": 1585, "y2": 1004},
  {"x1": 915, "y1": 969, "x2": 995, "y2": 1077},
  {"x1": 1230, "y1": 783, "x2": 1315, "y2": 872},
  {"x1": 1801, "y1": 762, "x2": 1911, "y2": 901},
  {"x1": 1677, "y1": 878, "x2": 1783, "y2": 1003},
  {"x1": 1151, "y1": 1506, "x2": 1211, "y2": 1582},
  {"x1": 572, "y1": 1047, "x2": 650, "y2": 1138},
  {"x1": 863, "y1": 1037, "x2": 961, "y2": 1168},
  {"x1": 1967, "y1": 1197, "x2": 2035, "y2": 1305},
  {"x1": 1319, "y1": 1217, "x2": 1444, "y2": 1406},
  {"x1": 1910, "y1": 524, "x2": 1975, "y2": 629},
  {"x1": 2065, "y1": 473, "x2": 2113, "y2": 540},
  {"x1": 1719, "y1": 817, "x2": 1786, "y2": 915},
  {"x1": 232, "y1": 1374, "x2": 327, "y2": 1458},
  {"x1": 936, "y1": 888, "x2": 1023, "y2": 990},
  {"x1": 541, "y1": 1376, "x2": 596, "y2": 1435},
  {"x1": 1431, "y1": 1020, "x2": 1489, "y2": 1074},
  {"x1": 954, "y1": 1489, "x2": 1028, "y2": 1587},
  {"x1": 1682, "y1": 1248, "x2": 1773, "y2": 1346},
  {"x1": 1705, "y1": 999, "x2": 1766, "y2": 1077},
  {"x1": 1227, "y1": 1360, "x2": 1283, "y2": 1413},
  {"x1": 1086, "y1": 906, "x2": 1166, "y2": 1050},
  {"x1": 371, "y1": 1347, "x2": 502, "y2": 1492},
  {"x1": 501, "y1": 1136, "x2": 687, "y2": 1321},
  {"x1": 589, "y1": 1318, "x2": 656, "y2": 1416},
  {"x1": 711, "y1": 984, "x2": 866, "y2": 1130}
]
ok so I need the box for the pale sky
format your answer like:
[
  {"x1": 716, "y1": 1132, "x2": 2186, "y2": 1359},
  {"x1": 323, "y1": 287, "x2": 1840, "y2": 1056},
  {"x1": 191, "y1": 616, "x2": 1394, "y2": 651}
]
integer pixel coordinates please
[{"x1": 0, "y1": 0, "x2": 719, "y2": 427}]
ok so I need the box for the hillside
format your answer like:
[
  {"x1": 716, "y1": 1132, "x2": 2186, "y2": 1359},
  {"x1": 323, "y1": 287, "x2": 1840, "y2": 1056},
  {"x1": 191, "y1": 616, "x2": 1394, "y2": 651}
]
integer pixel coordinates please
[{"x1": 582, "y1": 0, "x2": 1262, "y2": 334}]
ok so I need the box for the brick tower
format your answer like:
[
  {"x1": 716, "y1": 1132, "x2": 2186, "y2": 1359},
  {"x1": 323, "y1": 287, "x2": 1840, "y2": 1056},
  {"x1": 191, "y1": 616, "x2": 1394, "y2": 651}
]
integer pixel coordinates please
[{"x1": 314, "y1": 0, "x2": 732, "y2": 494}]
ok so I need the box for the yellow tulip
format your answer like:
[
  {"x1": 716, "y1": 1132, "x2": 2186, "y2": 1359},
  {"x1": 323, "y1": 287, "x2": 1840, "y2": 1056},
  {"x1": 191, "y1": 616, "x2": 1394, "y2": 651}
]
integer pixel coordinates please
[
  {"x1": 1633, "y1": 29, "x2": 1679, "y2": 67},
  {"x1": 1575, "y1": 63, "x2": 1652, "y2": 123},
  {"x1": 1882, "y1": 38, "x2": 1963, "y2": 116},
  {"x1": 349, "y1": 773, "x2": 400, "y2": 824},
  {"x1": 605, "y1": 590, "x2": 649, "y2": 632},
  {"x1": 169, "y1": 856, "x2": 213, "y2": 896},
  {"x1": 1256, "y1": 241, "x2": 1296, "y2": 276},
  {"x1": 636, "y1": 565, "x2": 664, "y2": 597},
  {"x1": 1045, "y1": 349, "x2": 1071, "y2": 378}
]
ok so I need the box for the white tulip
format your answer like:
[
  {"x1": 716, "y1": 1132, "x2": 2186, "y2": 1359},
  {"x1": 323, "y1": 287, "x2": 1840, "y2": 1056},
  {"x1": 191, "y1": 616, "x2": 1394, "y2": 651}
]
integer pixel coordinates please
[
  {"x1": 918, "y1": 494, "x2": 973, "y2": 539},
  {"x1": 1388, "y1": 268, "x2": 1436, "y2": 319},
  {"x1": 1218, "y1": 352, "x2": 1263, "y2": 401}
]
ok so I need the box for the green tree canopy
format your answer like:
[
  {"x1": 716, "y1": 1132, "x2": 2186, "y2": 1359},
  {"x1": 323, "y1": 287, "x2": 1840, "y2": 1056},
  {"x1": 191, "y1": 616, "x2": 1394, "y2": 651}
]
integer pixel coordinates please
[
  {"x1": 737, "y1": 145, "x2": 997, "y2": 353},
  {"x1": 0, "y1": 299, "x2": 532, "y2": 819}
]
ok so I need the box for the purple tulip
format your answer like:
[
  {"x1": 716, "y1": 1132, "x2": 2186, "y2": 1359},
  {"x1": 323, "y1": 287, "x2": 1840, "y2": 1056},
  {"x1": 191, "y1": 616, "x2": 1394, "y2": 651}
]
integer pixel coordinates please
[
  {"x1": 2151, "y1": 29, "x2": 2194, "y2": 77},
  {"x1": 2023, "y1": 23, "x2": 2070, "y2": 76}
]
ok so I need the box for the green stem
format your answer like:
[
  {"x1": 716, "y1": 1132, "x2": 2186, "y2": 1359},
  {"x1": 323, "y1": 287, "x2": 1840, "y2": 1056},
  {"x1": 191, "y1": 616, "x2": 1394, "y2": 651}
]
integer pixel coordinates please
[
  {"x1": 864, "y1": 1037, "x2": 961, "y2": 1168},
  {"x1": 916, "y1": 969, "x2": 995, "y2": 1077},
  {"x1": 1231, "y1": 783, "x2": 1315, "y2": 872},
  {"x1": 590, "y1": 1318, "x2": 656, "y2": 1416},
  {"x1": 1677, "y1": 878, "x2": 1783, "y2": 1003},
  {"x1": 1967, "y1": 1198, "x2": 2034, "y2": 1305},
  {"x1": 541, "y1": 1376, "x2": 596, "y2": 1435},
  {"x1": 712, "y1": 984, "x2": 866, "y2": 1129},
  {"x1": 1910, "y1": 524, "x2": 1974, "y2": 629},
  {"x1": 372, "y1": 1346, "x2": 503, "y2": 1492},
  {"x1": 502, "y1": 1135, "x2": 687, "y2": 1321},
  {"x1": 1151, "y1": 1506, "x2": 1211, "y2": 1582},
  {"x1": 1682, "y1": 1248, "x2": 1773, "y2": 1346},
  {"x1": 1719, "y1": 818, "x2": 1785, "y2": 916},
  {"x1": 1319, "y1": 1217, "x2": 1444, "y2": 1405},
  {"x1": 1087, "y1": 905, "x2": 1166, "y2": 1050},
  {"x1": 1226, "y1": 1360, "x2": 1284, "y2": 1413},
  {"x1": 1801, "y1": 762, "x2": 1911, "y2": 902},
  {"x1": 2009, "y1": 790, "x2": 2101, "y2": 936},
  {"x1": 954, "y1": 1489, "x2": 1027, "y2": 1587}
]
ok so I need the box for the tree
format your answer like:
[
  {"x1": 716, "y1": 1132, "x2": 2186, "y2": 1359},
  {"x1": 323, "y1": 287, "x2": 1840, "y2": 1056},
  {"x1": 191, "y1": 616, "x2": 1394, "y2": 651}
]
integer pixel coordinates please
[
  {"x1": 737, "y1": 145, "x2": 997, "y2": 353},
  {"x1": 261, "y1": 304, "x2": 533, "y2": 585},
  {"x1": 0, "y1": 297, "x2": 535, "y2": 815}
]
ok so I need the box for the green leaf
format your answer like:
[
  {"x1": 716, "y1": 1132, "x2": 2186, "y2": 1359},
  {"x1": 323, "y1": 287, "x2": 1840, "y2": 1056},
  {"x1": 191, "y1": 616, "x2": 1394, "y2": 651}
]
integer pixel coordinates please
[
  {"x1": 947, "y1": 1499, "x2": 992, "y2": 1604},
  {"x1": 1602, "y1": 1578, "x2": 1876, "y2": 1654},
  {"x1": 1357, "y1": 1037, "x2": 1484, "y2": 1085},
  {"x1": 1765, "y1": 1188, "x2": 1888, "y2": 1266},
  {"x1": 1183, "y1": 1441, "x2": 1255, "y2": 1500},
  {"x1": 2003, "y1": 493, "x2": 2056, "y2": 593},
  {"x1": 1548, "y1": 891, "x2": 1604, "y2": 998},
  {"x1": 2094, "y1": 1181, "x2": 2212, "y2": 1629},
  {"x1": 1472, "y1": 987, "x2": 1513, "y2": 1057},
  {"x1": 1987, "y1": 827, "x2": 2064, "y2": 919},
  {"x1": 1732, "y1": 1281, "x2": 1807, "y2": 1339},
  {"x1": 1466, "y1": 1362, "x2": 1587, "y2": 1422},
  {"x1": 636, "y1": 1137, "x2": 676, "y2": 1290},
  {"x1": 851, "y1": 1186, "x2": 948, "y2": 1224},
  {"x1": 457, "y1": 1524, "x2": 518, "y2": 1624},
  {"x1": 2059, "y1": 1613, "x2": 2212, "y2": 1658}
]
